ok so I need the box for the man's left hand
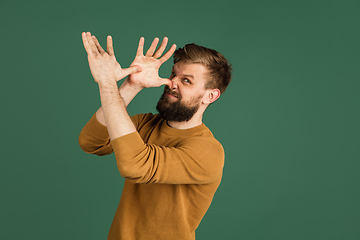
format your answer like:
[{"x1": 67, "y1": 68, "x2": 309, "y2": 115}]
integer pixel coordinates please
[{"x1": 128, "y1": 37, "x2": 176, "y2": 89}]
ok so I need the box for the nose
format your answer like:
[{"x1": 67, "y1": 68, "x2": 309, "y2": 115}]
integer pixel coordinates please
[{"x1": 170, "y1": 76, "x2": 179, "y2": 90}]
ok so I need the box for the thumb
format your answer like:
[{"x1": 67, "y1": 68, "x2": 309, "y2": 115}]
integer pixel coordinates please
[
  {"x1": 160, "y1": 78, "x2": 172, "y2": 88},
  {"x1": 123, "y1": 66, "x2": 142, "y2": 76}
]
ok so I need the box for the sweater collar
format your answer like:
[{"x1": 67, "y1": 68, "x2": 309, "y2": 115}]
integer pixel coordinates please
[{"x1": 160, "y1": 118, "x2": 209, "y2": 137}]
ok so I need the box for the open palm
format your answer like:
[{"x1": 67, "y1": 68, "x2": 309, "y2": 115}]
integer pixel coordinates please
[
  {"x1": 82, "y1": 32, "x2": 140, "y2": 84},
  {"x1": 129, "y1": 37, "x2": 176, "y2": 88}
]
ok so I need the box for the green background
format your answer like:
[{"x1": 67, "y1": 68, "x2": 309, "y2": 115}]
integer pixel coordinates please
[{"x1": 1, "y1": 0, "x2": 359, "y2": 239}]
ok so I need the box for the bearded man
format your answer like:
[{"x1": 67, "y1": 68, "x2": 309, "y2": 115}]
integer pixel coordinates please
[{"x1": 79, "y1": 32, "x2": 232, "y2": 240}]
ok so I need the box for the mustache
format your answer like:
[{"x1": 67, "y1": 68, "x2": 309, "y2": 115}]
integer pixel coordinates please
[{"x1": 164, "y1": 86, "x2": 181, "y2": 98}]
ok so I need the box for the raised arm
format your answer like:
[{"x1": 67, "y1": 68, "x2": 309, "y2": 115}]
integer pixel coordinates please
[
  {"x1": 81, "y1": 32, "x2": 140, "y2": 125},
  {"x1": 80, "y1": 32, "x2": 175, "y2": 141}
]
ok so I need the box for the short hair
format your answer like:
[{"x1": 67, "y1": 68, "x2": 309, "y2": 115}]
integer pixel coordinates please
[{"x1": 173, "y1": 43, "x2": 232, "y2": 94}]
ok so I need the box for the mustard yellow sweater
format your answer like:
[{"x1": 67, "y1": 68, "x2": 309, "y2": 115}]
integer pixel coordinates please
[{"x1": 79, "y1": 113, "x2": 224, "y2": 240}]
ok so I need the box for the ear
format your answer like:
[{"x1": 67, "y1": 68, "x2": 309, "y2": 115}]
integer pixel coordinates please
[{"x1": 203, "y1": 89, "x2": 221, "y2": 104}]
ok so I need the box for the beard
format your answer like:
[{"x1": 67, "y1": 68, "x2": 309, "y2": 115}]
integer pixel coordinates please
[{"x1": 156, "y1": 86, "x2": 202, "y2": 122}]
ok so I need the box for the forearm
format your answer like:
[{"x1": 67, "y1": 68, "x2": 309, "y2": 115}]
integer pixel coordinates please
[
  {"x1": 96, "y1": 77, "x2": 142, "y2": 126},
  {"x1": 98, "y1": 80, "x2": 138, "y2": 140}
]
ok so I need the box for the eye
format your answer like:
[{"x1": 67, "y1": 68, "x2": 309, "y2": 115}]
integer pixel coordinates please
[{"x1": 182, "y1": 78, "x2": 191, "y2": 84}]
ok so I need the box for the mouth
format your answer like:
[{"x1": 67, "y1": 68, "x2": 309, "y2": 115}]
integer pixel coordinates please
[
  {"x1": 165, "y1": 92, "x2": 178, "y2": 99},
  {"x1": 164, "y1": 86, "x2": 180, "y2": 98}
]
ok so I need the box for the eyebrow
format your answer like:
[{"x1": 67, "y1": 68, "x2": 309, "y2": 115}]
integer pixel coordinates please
[
  {"x1": 182, "y1": 74, "x2": 194, "y2": 79},
  {"x1": 172, "y1": 68, "x2": 195, "y2": 79}
]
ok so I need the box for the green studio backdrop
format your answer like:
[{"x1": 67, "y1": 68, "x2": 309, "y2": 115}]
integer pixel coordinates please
[{"x1": 1, "y1": 0, "x2": 359, "y2": 239}]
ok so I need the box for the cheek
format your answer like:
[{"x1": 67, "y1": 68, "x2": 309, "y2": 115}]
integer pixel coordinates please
[
  {"x1": 194, "y1": 94, "x2": 205, "y2": 104},
  {"x1": 178, "y1": 87, "x2": 205, "y2": 104},
  {"x1": 185, "y1": 94, "x2": 204, "y2": 106}
]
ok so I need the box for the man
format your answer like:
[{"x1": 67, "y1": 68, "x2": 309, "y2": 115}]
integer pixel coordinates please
[{"x1": 79, "y1": 32, "x2": 232, "y2": 240}]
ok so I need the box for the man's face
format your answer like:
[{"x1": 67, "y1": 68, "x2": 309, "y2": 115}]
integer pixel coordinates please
[{"x1": 156, "y1": 61, "x2": 209, "y2": 122}]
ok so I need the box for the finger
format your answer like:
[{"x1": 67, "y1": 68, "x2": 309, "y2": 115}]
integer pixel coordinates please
[
  {"x1": 136, "y1": 37, "x2": 145, "y2": 56},
  {"x1": 159, "y1": 77, "x2": 173, "y2": 88},
  {"x1": 122, "y1": 66, "x2": 142, "y2": 77},
  {"x1": 86, "y1": 32, "x2": 99, "y2": 55},
  {"x1": 82, "y1": 32, "x2": 92, "y2": 55},
  {"x1": 107, "y1": 35, "x2": 115, "y2": 56},
  {"x1": 152, "y1": 37, "x2": 168, "y2": 59},
  {"x1": 159, "y1": 44, "x2": 177, "y2": 64},
  {"x1": 145, "y1": 37, "x2": 159, "y2": 57},
  {"x1": 92, "y1": 36, "x2": 105, "y2": 54}
]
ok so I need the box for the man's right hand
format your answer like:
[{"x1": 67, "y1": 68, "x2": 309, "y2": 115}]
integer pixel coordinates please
[{"x1": 128, "y1": 37, "x2": 176, "y2": 89}]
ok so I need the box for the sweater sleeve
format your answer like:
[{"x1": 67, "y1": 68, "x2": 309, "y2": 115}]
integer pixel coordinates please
[
  {"x1": 78, "y1": 113, "x2": 150, "y2": 156},
  {"x1": 111, "y1": 132, "x2": 224, "y2": 184},
  {"x1": 78, "y1": 113, "x2": 113, "y2": 156}
]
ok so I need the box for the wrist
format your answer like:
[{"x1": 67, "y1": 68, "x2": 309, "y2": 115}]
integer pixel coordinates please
[
  {"x1": 118, "y1": 77, "x2": 142, "y2": 106},
  {"x1": 98, "y1": 79, "x2": 118, "y2": 92},
  {"x1": 122, "y1": 77, "x2": 143, "y2": 92}
]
